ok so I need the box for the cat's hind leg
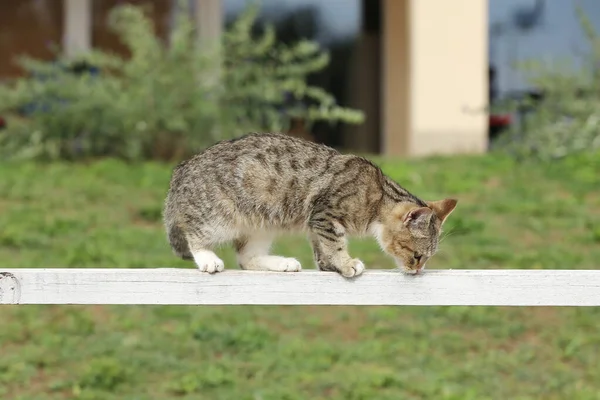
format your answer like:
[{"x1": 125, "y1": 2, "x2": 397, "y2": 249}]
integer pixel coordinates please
[
  {"x1": 234, "y1": 233, "x2": 301, "y2": 272},
  {"x1": 186, "y1": 231, "x2": 225, "y2": 274}
]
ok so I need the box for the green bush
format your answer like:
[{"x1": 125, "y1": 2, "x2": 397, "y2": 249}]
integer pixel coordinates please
[
  {"x1": 493, "y1": 6, "x2": 600, "y2": 160},
  {"x1": 0, "y1": 1, "x2": 364, "y2": 161}
]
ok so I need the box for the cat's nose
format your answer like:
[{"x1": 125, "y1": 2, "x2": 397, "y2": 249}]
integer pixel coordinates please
[
  {"x1": 412, "y1": 264, "x2": 425, "y2": 274},
  {"x1": 415, "y1": 259, "x2": 426, "y2": 270}
]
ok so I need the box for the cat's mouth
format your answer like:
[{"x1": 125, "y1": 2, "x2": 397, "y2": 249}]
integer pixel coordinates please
[
  {"x1": 395, "y1": 260, "x2": 424, "y2": 275},
  {"x1": 402, "y1": 267, "x2": 424, "y2": 275}
]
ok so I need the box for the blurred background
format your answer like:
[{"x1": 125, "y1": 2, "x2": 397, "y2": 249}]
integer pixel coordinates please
[{"x1": 0, "y1": 1, "x2": 599, "y2": 399}]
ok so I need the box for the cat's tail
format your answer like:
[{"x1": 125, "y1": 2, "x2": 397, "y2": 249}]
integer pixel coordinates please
[{"x1": 166, "y1": 222, "x2": 193, "y2": 260}]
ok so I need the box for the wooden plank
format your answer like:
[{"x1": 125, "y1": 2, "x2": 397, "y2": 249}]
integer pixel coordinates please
[{"x1": 1, "y1": 269, "x2": 600, "y2": 306}]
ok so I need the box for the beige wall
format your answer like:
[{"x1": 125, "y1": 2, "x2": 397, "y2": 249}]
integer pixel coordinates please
[{"x1": 383, "y1": 0, "x2": 488, "y2": 157}]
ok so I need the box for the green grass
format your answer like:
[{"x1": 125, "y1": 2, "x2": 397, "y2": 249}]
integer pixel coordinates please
[{"x1": 1, "y1": 152, "x2": 600, "y2": 400}]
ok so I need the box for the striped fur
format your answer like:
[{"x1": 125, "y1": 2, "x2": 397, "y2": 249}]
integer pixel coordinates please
[{"x1": 163, "y1": 133, "x2": 457, "y2": 277}]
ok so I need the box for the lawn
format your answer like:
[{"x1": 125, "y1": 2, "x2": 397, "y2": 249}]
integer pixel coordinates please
[{"x1": 1, "y1": 152, "x2": 599, "y2": 400}]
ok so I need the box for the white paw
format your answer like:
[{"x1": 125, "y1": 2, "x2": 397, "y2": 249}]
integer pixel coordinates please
[
  {"x1": 192, "y1": 250, "x2": 225, "y2": 274},
  {"x1": 341, "y1": 259, "x2": 365, "y2": 278},
  {"x1": 280, "y1": 257, "x2": 302, "y2": 272},
  {"x1": 240, "y1": 256, "x2": 302, "y2": 272},
  {"x1": 257, "y1": 256, "x2": 302, "y2": 272}
]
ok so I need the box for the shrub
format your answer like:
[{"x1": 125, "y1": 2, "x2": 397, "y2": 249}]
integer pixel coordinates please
[
  {"x1": 0, "y1": 1, "x2": 364, "y2": 161},
  {"x1": 492, "y1": 6, "x2": 600, "y2": 160}
]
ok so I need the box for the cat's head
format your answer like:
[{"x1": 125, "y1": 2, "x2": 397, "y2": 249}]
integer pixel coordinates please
[{"x1": 373, "y1": 198, "x2": 457, "y2": 274}]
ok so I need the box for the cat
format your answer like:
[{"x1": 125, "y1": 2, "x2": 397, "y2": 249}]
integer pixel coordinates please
[{"x1": 163, "y1": 132, "x2": 457, "y2": 278}]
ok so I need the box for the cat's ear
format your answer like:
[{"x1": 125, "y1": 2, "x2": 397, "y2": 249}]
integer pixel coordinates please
[
  {"x1": 402, "y1": 206, "x2": 432, "y2": 227},
  {"x1": 426, "y1": 198, "x2": 458, "y2": 224}
]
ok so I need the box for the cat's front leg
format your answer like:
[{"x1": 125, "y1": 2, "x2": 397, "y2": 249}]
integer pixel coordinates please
[{"x1": 309, "y1": 219, "x2": 365, "y2": 278}]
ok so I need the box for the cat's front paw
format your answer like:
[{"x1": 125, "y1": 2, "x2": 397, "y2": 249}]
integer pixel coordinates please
[
  {"x1": 280, "y1": 257, "x2": 302, "y2": 272},
  {"x1": 193, "y1": 250, "x2": 225, "y2": 274},
  {"x1": 339, "y1": 259, "x2": 365, "y2": 278}
]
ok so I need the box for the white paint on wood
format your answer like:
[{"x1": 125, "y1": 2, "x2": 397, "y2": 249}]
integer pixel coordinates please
[
  {"x1": 1, "y1": 269, "x2": 600, "y2": 306},
  {"x1": 0, "y1": 272, "x2": 20, "y2": 304},
  {"x1": 63, "y1": 0, "x2": 92, "y2": 58}
]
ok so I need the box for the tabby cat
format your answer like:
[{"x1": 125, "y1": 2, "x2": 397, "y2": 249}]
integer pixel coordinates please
[{"x1": 163, "y1": 133, "x2": 457, "y2": 278}]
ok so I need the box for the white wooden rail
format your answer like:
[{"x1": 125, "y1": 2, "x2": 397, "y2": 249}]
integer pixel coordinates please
[{"x1": 1, "y1": 269, "x2": 600, "y2": 306}]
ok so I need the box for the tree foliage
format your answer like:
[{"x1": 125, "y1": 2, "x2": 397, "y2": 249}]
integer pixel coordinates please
[{"x1": 0, "y1": 1, "x2": 364, "y2": 161}]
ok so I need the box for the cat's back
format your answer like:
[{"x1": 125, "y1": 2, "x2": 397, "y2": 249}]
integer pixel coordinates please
[
  {"x1": 175, "y1": 132, "x2": 338, "y2": 179},
  {"x1": 167, "y1": 132, "x2": 386, "y2": 231},
  {"x1": 168, "y1": 133, "x2": 349, "y2": 227},
  {"x1": 207, "y1": 132, "x2": 336, "y2": 161}
]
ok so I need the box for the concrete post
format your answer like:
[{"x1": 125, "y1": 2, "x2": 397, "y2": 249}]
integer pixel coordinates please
[
  {"x1": 62, "y1": 0, "x2": 92, "y2": 58},
  {"x1": 382, "y1": 0, "x2": 488, "y2": 157}
]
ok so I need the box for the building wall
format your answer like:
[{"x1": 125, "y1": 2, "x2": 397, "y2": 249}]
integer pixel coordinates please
[
  {"x1": 343, "y1": 0, "x2": 381, "y2": 154},
  {"x1": 0, "y1": 0, "x2": 175, "y2": 78},
  {"x1": 489, "y1": 0, "x2": 600, "y2": 97},
  {"x1": 409, "y1": 0, "x2": 489, "y2": 156},
  {"x1": 345, "y1": 30, "x2": 381, "y2": 154},
  {"x1": 0, "y1": 0, "x2": 63, "y2": 79},
  {"x1": 383, "y1": 0, "x2": 489, "y2": 157}
]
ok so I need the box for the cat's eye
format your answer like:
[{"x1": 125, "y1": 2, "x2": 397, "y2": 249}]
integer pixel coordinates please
[{"x1": 414, "y1": 253, "x2": 422, "y2": 262}]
